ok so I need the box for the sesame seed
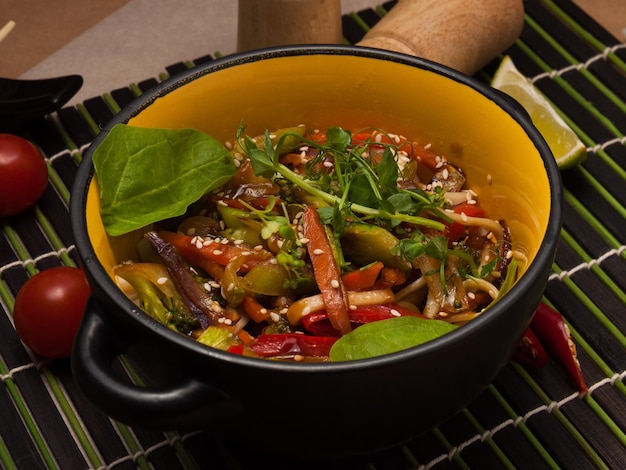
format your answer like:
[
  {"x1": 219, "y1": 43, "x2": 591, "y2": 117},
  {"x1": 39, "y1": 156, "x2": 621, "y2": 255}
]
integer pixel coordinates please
[
  {"x1": 227, "y1": 282, "x2": 235, "y2": 292},
  {"x1": 299, "y1": 146, "x2": 309, "y2": 152},
  {"x1": 270, "y1": 312, "x2": 281, "y2": 322},
  {"x1": 299, "y1": 237, "x2": 310, "y2": 244},
  {"x1": 322, "y1": 161, "x2": 333, "y2": 168},
  {"x1": 202, "y1": 239, "x2": 213, "y2": 246},
  {"x1": 468, "y1": 292, "x2": 476, "y2": 299},
  {"x1": 294, "y1": 355, "x2": 304, "y2": 362},
  {"x1": 506, "y1": 250, "x2": 513, "y2": 259},
  {"x1": 233, "y1": 239, "x2": 245, "y2": 245},
  {"x1": 424, "y1": 143, "x2": 432, "y2": 149},
  {"x1": 240, "y1": 251, "x2": 251, "y2": 256},
  {"x1": 390, "y1": 309, "x2": 401, "y2": 317},
  {"x1": 302, "y1": 306, "x2": 311, "y2": 316},
  {"x1": 260, "y1": 308, "x2": 268, "y2": 314},
  {"x1": 375, "y1": 133, "x2": 383, "y2": 143},
  {"x1": 330, "y1": 279, "x2": 340, "y2": 288},
  {"x1": 221, "y1": 238, "x2": 229, "y2": 244},
  {"x1": 279, "y1": 308, "x2": 288, "y2": 314},
  {"x1": 203, "y1": 282, "x2": 212, "y2": 291},
  {"x1": 213, "y1": 249, "x2": 224, "y2": 256},
  {"x1": 349, "y1": 305, "x2": 357, "y2": 310},
  {"x1": 313, "y1": 248, "x2": 324, "y2": 255},
  {"x1": 254, "y1": 245, "x2": 263, "y2": 251},
  {"x1": 442, "y1": 168, "x2": 449, "y2": 179},
  {"x1": 461, "y1": 212, "x2": 468, "y2": 222},
  {"x1": 223, "y1": 318, "x2": 233, "y2": 326},
  {"x1": 157, "y1": 277, "x2": 168, "y2": 285},
  {"x1": 439, "y1": 312, "x2": 449, "y2": 318},
  {"x1": 225, "y1": 141, "x2": 233, "y2": 150}
]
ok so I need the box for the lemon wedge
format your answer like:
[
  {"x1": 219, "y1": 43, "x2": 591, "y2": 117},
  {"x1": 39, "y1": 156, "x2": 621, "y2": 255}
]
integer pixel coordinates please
[{"x1": 491, "y1": 56, "x2": 586, "y2": 170}]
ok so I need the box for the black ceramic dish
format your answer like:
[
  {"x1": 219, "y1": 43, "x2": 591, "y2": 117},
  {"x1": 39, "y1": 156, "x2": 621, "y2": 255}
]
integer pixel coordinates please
[
  {"x1": 70, "y1": 46, "x2": 562, "y2": 457},
  {"x1": 0, "y1": 75, "x2": 83, "y2": 132}
]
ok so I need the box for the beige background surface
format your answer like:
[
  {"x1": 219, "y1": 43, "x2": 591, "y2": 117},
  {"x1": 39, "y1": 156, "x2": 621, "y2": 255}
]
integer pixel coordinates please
[{"x1": 1, "y1": 0, "x2": 624, "y2": 105}]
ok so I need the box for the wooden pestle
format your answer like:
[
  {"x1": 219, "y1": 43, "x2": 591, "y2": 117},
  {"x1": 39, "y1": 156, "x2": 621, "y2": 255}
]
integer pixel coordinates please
[
  {"x1": 237, "y1": 0, "x2": 342, "y2": 51},
  {"x1": 237, "y1": 0, "x2": 524, "y2": 76},
  {"x1": 357, "y1": 0, "x2": 525, "y2": 75}
]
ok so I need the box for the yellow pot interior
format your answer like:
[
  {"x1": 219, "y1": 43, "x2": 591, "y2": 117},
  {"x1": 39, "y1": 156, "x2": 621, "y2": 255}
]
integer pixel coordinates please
[{"x1": 86, "y1": 52, "x2": 552, "y2": 278}]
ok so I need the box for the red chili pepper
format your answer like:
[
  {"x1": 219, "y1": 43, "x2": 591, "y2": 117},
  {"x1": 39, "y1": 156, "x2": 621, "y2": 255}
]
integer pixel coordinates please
[
  {"x1": 529, "y1": 302, "x2": 588, "y2": 393},
  {"x1": 247, "y1": 333, "x2": 337, "y2": 358},
  {"x1": 514, "y1": 327, "x2": 548, "y2": 368},
  {"x1": 302, "y1": 303, "x2": 422, "y2": 337}
]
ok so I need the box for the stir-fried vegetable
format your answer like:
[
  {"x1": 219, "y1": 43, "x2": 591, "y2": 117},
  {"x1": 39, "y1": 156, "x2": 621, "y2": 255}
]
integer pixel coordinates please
[{"x1": 99, "y1": 124, "x2": 527, "y2": 362}]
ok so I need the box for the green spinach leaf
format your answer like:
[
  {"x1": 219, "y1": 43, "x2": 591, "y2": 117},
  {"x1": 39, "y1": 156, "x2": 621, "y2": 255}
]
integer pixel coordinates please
[
  {"x1": 329, "y1": 316, "x2": 457, "y2": 361},
  {"x1": 93, "y1": 124, "x2": 236, "y2": 236}
]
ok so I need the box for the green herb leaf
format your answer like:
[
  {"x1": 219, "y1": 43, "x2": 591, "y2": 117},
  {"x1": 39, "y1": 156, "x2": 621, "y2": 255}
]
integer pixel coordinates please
[
  {"x1": 326, "y1": 127, "x2": 351, "y2": 152},
  {"x1": 376, "y1": 147, "x2": 399, "y2": 195},
  {"x1": 93, "y1": 124, "x2": 236, "y2": 236},
  {"x1": 329, "y1": 316, "x2": 457, "y2": 361}
]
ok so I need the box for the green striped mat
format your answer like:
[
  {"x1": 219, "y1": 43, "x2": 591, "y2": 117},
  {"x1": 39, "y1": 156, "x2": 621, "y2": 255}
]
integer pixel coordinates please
[{"x1": 1, "y1": 0, "x2": 625, "y2": 468}]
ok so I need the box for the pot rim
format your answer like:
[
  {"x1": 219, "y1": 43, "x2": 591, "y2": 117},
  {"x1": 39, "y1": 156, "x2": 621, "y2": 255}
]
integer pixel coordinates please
[{"x1": 70, "y1": 44, "x2": 562, "y2": 373}]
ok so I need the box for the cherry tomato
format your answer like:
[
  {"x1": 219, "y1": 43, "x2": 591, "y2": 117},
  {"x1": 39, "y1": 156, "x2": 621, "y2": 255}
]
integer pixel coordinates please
[
  {"x1": 0, "y1": 134, "x2": 49, "y2": 217},
  {"x1": 13, "y1": 267, "x2": 90, "y2": 358}
]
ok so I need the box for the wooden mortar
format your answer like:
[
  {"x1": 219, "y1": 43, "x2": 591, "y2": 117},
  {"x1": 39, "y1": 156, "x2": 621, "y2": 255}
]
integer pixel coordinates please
[{"x1": 237, "y1": 0, "x2": 524, "y2": 75}]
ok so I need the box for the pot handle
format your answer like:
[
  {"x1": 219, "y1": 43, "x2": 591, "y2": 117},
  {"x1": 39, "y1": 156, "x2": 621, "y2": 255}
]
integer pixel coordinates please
[{"x1": 71, "y1": 297, "x2": 241, "y2": 429}]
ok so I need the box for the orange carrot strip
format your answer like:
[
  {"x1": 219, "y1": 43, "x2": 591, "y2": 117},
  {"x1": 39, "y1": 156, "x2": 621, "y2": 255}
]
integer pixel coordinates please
[
  {"x1": 302, "y1": 205, "x2": 351, "y2": 335},
  {"x1": 241, "y1": 295, "x2": 271, "y2": 323}
]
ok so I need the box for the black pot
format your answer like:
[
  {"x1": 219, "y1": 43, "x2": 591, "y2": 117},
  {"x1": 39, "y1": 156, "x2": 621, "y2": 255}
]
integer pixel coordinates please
[{"x1": 70, "y1": 46, "x2": 562, "y2": 458}]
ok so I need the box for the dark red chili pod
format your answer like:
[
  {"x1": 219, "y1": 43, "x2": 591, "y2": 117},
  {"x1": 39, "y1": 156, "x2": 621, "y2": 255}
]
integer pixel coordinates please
[
  {"x1": 514, "y1": 327, "x2": 548, "y2": 368},
  {"x1": 530, "y1": 303, "x2": 588, "y2": 393}
]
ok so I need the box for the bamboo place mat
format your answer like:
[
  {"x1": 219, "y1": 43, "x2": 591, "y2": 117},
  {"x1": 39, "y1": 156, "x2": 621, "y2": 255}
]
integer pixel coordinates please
[{"x1": 1, "y1": 0, "x2": 625, "y2": 468}]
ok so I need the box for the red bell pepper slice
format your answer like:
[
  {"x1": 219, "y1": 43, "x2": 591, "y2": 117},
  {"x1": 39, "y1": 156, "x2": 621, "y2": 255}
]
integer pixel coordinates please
[
  {"x1": 302, "y1": 206, "x2": 351, "y2": 335},
  {"x1": 341, "y1": 261, "x2": 384, "y2": 291},
  {"x1": 248, "y1": 333, "x2": 337, "y2": 358},
  {"x1": 444, "y1": 202, "x2": 486, "y2": 243},
  {"x1": 302, "y1": 303, "x2": 422, "y2": 337}
]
